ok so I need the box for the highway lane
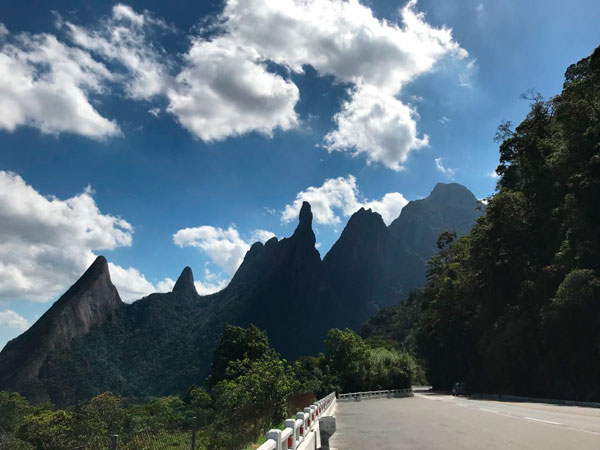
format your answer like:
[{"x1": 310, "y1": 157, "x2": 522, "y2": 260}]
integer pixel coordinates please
[{"x1": 329, "y1": 392, "x2": 600, "y2": 449}]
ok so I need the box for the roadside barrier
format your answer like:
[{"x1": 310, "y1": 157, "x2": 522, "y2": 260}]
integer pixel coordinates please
[
  {"x1": 337, "y1": 388, "x2": 413, "y2": 401},
  {"x1": 257, "y1": 392, "x2": 336, "y2": 450}
]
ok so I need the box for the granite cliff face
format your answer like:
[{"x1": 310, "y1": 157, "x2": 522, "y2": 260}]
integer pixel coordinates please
[
  {"x1": 389, "y1": 182, "x2": 484, "y2": 260},
  {"x1": 0, "y1": 256, "x2": 122, "y2": 401},
  {"x1": 322, "y1": 183, "x2": 483, "y2": 329},
  {"x1": 0, "y1": 184, "x2": 483, "y2": 405}
]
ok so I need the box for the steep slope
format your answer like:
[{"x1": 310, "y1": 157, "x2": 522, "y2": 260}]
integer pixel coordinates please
[
  {"x1": 201, "y1": 201, "x2": 337, "y2": 359},
  {"x1": 322, "y1": 183, "x2": 484, "y2": 326},
  {"x1": 322, "y1": 208, "x2": 421, "y2": 329},
  {"x1": 388, "y1": 182, "x2": 484, "y2": 260},
  {"x1": 35, "y1": 266, "x2": 213, "y2": 405},
  {"x1": 0, "y1": 256, "x2": 123, "y2": 402}
]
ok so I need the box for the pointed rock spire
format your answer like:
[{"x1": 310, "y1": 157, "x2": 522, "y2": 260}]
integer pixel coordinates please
[
  {"x1": 292, "y1": 201, "x2": 316, "y2": 246},
  {"x1": 173, "y1": 266, "x2": 197, "y2": 295}
]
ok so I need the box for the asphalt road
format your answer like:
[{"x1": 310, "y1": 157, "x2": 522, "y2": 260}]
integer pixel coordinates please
[{"x1": 329, "y1": 391, "x2": 600, "y2": 449}]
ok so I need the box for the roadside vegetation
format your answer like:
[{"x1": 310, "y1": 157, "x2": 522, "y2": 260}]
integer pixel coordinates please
[
  {"x1": 363, "y1": 46, "x2": 600, "y2": 402},
  {"x1": 1, "y1": 325, "x2": 421, "y2": 450}
]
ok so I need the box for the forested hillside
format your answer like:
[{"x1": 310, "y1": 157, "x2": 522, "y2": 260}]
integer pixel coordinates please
[{"x1": 364, "y1": 46, "x2": 600, "y2": 401}]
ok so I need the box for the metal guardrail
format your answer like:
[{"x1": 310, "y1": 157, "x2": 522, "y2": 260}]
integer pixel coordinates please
[
  {"x1": 337, "y1": 388, "x2": 413, "y2": 401},
  {"x1": 256, "y1": 392, "x2": 336, "y2": 450}
]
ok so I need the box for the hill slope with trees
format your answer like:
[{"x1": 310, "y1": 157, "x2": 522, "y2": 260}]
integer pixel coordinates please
[{"x1": 364, "y1": 45, "x2": 600, "y2": 401}]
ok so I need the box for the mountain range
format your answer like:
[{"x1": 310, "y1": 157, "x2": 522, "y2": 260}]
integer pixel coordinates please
[{"x1": 0, "y1": 182, "x2": 483, "y2": 405}]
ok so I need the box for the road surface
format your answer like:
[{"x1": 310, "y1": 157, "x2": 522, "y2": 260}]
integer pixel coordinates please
[{"x1": 329, "y1": 391, "x2": 600, "y2": 449}]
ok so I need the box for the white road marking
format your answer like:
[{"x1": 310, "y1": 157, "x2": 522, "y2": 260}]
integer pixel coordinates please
[
  {"x1": 524, "y1": 417, "x2": 562, "y2": 425},
  {"x1": 480, "y1": 408, "x2": 499, "y2": 413}
]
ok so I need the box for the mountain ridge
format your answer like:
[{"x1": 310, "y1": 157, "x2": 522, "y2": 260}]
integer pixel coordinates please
[{"x1": 0, "y1": 182, "x2": 484, "y2": 405}]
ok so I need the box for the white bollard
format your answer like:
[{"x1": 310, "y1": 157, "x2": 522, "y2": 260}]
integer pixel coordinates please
[
  {"x1": 266, "y1": 429, "x2": 282, "y2": 450},
  {"x1": 285, "y1": 419, "x2": 298, "y2": 450}
]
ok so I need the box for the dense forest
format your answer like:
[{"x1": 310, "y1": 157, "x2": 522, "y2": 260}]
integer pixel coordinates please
[
  {"x1": 364, "y1": 45, "x2": 600, "y2": 401},
  {"x1": 0, "y1": 325, "x2": 421, "y2": 450}
]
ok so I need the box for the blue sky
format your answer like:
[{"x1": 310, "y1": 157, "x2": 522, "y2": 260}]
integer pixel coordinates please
[{"x1": 0, "y1": 0, "x2": 599, "y2": 349}]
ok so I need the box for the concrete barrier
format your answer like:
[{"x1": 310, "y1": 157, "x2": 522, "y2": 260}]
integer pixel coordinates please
[
  {"x1": 337, "y1": 388, "x2": 413, "y2": 401},
  {"x1": 257, "y1": 392, "x2": 336, "y2": 450}
]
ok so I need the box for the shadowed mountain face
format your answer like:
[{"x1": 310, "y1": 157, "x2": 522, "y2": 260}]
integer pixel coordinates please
[{"x1": 0, "y1": 184, "x2": 483, "y2": 405}]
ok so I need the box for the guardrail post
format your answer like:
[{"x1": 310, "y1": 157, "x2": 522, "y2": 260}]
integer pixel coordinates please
[
  {"x1": 110, "y1": 434, "x2": 118, "y2": 450},
  {"x1": 266, "y1": 429, "x2": 282, "y2": 449},
  {"x1": 190, "y1": 416, "x2": 197, "y2": 450},
  {"x1": 296, "y1": 412, "x2": 306, "y2": 441},
  {"x1": 285, "y1": 419, "x2": 298, "y2": 450},
  {"x1": 304, "y1": 407, "x2": 313, "y2": 430}
]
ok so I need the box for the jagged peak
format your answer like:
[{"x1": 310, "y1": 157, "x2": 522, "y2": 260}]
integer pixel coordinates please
[
  {"x1": 299, "y1": 201, "x2": 312, "y2": 227},
  {"x1": 173, "y1": 266, "x2": 197, "y2": 294},
  {"x1": 292, "y1": 201, "x2": 316, "y2": 246}
]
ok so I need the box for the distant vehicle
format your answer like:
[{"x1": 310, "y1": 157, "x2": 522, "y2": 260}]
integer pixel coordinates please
[{"x1": 452, "y1": 382, "x2": 470, "y2": 396}]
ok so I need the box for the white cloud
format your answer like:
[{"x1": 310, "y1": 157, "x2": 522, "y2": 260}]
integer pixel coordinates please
[
  {"x1": 250, "y1": 229, "x2": 276, "y2": 243},
  {"x1": 173, "y1": 226, "x2": 276, "y2": 276},
  {"x1": 107, "y1": 263, "x2": 155, "y2": 302},
  {"x1": 488, "y1": 169, "x2": 499, "y2": 179},
  {"x1": 156, "y1": 277, "x2": 176, "y2": 293},
  {"x1": 166, "y1": 35, "x2": 299, "y2": 141},
  {"x1": 0, "y1": 30, "x2": 120, "y2": 138},
  {"x1": 0, "y1": 310, "x2": 29, "y2": 331},
  {"x1": 324, "y1": 84, "x2": 428, "y2": 171},
  {"x1": 148, "y1": 107, "x2": 161, "y2": 117},
  {"x1": 0, "y1": 2, "x2": 467, "y2": 168},
  {"x1": 211, "y1": 0, "x2": 466, "y2": 170},
  {"x1": 281, "y1": 175, "x2": 408, "y2": 226},
  {"x1": 0, "y1": 170, "x2": 154, "y2": 303},
  {"x1": 459, "y1": 58, "x2": 478, "y2": 88},
  {"x1": 434, "y1": 157, "x2": 456, "y2": 179},
  {"x1": 438, "y1": 115, "x2": 450, "y2": 125},
  {"x1": 62, "y1": 4, "x2": 170, "y2": 100}
]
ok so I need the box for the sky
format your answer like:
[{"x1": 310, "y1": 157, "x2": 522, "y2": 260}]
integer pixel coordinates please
[{"x1": 0, "y1": 0, "x2": 599, "y2": 349}]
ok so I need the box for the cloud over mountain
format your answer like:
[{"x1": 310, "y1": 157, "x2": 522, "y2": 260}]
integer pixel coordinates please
[
  {"x1": 0, "y1": 171, "x2": 153, "y2": 302},
  {"x1": 282, "y1": 175, "x2": 408, "y2": 226}
]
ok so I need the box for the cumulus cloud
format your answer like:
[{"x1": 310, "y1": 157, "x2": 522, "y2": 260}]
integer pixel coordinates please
[
  {"x1": 0, "y1": 2, "x2": 467, "y2": 169},
  {"x1": 0, "y1": 310, "x2": 29, "y2": 331},
  {"x1": 62, "y1": 4, "x2": 171, "y2": 100},
  {"x1": 173, "y1": 226, "x2": 276, "y2": 276},
  {"x1": 281, "y1": 175, "x2": 408, "y2": 226},
  {"x1": 211, "y1": 0, "x2": 466, "y2": 169},
  {"x1": 434, "y1": 157, "x2": 456, "y2": 179},
  {"x1": 167, "y1": 36, "x2": 299, "y2": 141},
  {"x1": 0, "y1": 171, "x2": 155, "y2": 303},
  {"x1": 0, "y1": 28, "x2": 120, "y2": 138},
  {"x1": 324, "y1": 84, "x2": 428, "y2": 171}
]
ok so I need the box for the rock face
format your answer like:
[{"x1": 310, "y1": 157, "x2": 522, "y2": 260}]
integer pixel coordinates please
[
  {"x1": 214, "y1": 201, "x2": 335, "y2": 358},
  {"x1": 322, "y1": 183, "x2": 483, "y2": 329},
  {"x1": 0, "y1": 256, "x2": 123, "y2": 401},
  {"x1": 389, "y1": 182, "x2": 484, "y2": 260},
  {"x1": 0, "y1": 184, "x2": 484, "y2": 406},
  {"x1": 323, "y1": 208, "x2": 421, "y2": 330}
]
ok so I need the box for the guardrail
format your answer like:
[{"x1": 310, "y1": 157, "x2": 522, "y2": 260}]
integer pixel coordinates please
[
  {"x1": 338, "y1": 388, "x2": 413, "y2": 401},
  {"x1": 257, "y1": 392, "x2": 336, "y2": 450}
]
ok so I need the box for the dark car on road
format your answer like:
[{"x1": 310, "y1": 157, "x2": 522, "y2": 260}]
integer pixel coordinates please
[{"x1": 452, "y1": 382, "x2": 470, "y2": 396}]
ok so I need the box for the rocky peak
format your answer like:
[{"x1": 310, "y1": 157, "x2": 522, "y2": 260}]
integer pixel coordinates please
[
  {"x1": 291, "y1": 201, "x2": 316, "y2": 247},
  {"x1": 428, "y1": 182, "x2": 478, "y2": 205},
  {"x1": 0, "y1": 256, "x2": 124, "y2": 395},
  {"x1": 173, "y1": 266, "x2": 197, "y2": 295}
]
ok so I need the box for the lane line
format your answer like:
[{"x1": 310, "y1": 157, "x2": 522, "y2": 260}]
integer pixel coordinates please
[
  {"x1": 524, "y1": 417, "x2": 562, "y2": 425},
  {"x1": 480, "y1": 408, "x2": 499, "y2": 413}
]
